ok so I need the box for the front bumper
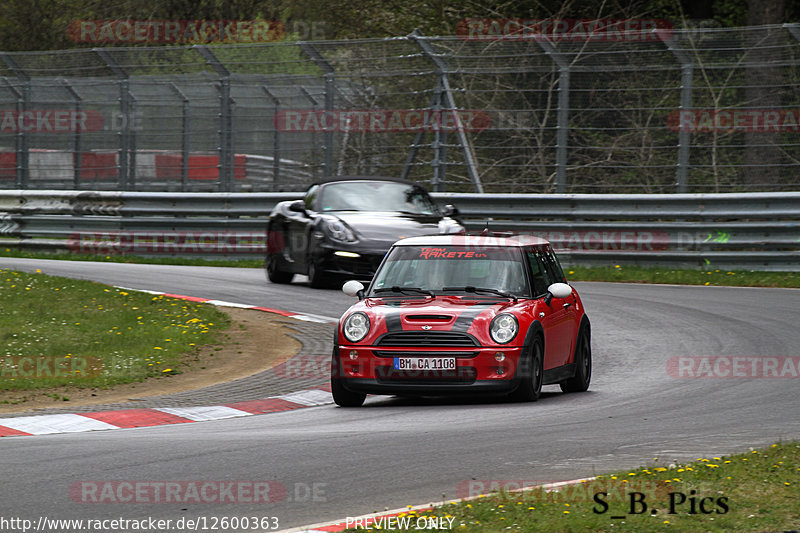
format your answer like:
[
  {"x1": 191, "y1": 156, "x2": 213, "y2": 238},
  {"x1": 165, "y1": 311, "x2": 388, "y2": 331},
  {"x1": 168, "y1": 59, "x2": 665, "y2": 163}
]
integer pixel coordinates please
[
  {"x1": 312, "y1": 244, "x2": 387, "y2": 280},
  {"x1": 335, "y1": 345, "x2": 524, "y2": 396}
]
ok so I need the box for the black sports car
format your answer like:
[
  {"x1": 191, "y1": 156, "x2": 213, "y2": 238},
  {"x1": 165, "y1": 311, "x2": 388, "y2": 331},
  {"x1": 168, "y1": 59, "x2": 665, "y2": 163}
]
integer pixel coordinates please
[{"x1": 265, "y1": 177, "x2": 464, "y2": 288}]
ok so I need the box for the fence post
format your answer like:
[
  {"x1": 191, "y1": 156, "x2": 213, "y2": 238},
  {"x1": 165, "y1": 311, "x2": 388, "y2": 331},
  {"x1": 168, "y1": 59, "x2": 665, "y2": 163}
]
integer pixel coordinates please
[
  {"x1": 659, "y1": 31, "x2": 693, "y2": 193},
  {"x1": 194, "y1": 45, "x2": 232, "y2": 192},
  {"x1": 262, "y1": 87, "x2": 281, "y2": 190},
  {"x1": 61, "y1": 79, "x2": 83, "y2": 189},
  {"x1": 300, "y1": 43, "x2": 335, "y2": 178},
  {"x1": 535, "y1": 39, "x2": 569, "y2": 194},
  {"x1": 411, "y1": 30, "x2": 484, "y2": 193},
  {"x1": 0, "y1": 54, "x2": 30, "y2": 189},
  {"x1": 95, "y1": 49, "x2": 132, "y2": 191},
  {"x1": 300, "y1": 86, "x2": 321, "y2": 180},
  {"x1": 431, "y1": 79, "x2": 446, "y2": 191},
  {"x1": 168, "y1": 83, "x2": 190, "y2": 192}
]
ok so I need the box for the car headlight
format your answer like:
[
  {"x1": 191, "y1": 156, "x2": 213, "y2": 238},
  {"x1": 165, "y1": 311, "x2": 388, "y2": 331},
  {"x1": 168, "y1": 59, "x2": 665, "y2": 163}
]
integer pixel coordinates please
[
  {"x1": 324, "y1": 219, "x2": 357, "y2": 243},
  {"x1": 490, "y1": 313, "x2": 518, "y2": 344},
  {"x1": 343, "y1": 312, "x2": 370, "y2": 343}
]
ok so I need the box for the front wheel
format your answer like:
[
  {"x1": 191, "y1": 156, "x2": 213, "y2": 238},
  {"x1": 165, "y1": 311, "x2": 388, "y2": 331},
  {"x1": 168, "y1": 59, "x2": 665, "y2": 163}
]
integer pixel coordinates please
[
  {"x1": 510, "y1": 337, "x2": 543, "y2": 402},
  {"x1": 560, "y1": 323, "x2": 591, "y2": 393},
  {"x1": 331, "y1": 352, "x2": 366, "y2": 407},
  {"x1": 266, "y1": 253, "x2": 293, "y2": 284},
  {"x1": 331, "y1": 378, "x2": 366, "y2": 407},
  {"x1": 307, "y1": 258, "x2": 332, "y2": 289}
]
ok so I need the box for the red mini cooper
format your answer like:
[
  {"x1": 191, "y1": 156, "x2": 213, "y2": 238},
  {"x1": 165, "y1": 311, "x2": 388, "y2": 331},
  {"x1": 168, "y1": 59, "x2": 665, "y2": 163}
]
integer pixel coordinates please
[{"x1": 331, "y1": 234, "x2": 591, "y2": 407}]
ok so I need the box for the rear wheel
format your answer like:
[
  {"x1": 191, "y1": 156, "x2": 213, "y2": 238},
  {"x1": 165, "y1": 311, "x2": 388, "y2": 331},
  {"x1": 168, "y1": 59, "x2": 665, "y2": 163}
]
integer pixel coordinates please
[
  {"x1": 561, "y1": 323, "x2": 591, "y2": 393},
  {"x1": 510, "y1": 337, "x2": 543, "y2": 402}
]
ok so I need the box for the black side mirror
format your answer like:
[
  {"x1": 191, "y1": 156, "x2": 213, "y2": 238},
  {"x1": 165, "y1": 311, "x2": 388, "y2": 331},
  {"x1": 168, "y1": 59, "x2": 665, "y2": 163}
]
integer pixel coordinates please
[
  {"x1": 288, "y1": 200, "x2": 307, "y2": 214},
  {"x1": 442, "y1": 204, "x2": 460, "y2": 217}
]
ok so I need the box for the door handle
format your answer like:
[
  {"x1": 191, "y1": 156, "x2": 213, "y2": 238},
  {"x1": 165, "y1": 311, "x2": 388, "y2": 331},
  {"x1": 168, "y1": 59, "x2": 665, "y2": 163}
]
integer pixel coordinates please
[{"x1": 563, "y1": 303, "x2": 571, "y2": 309}]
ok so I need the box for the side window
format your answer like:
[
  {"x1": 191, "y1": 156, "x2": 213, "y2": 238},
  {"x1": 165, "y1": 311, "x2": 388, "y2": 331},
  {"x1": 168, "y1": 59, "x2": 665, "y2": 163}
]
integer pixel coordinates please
[
  {"x1": 526, "y1": 252, "x2": 552, "y2": 296},
  {"x1": 542, "y1": 251, "x2": 566, "y2": 284},
  {"x1": 304, "y1": 185, "x2": 319, "y2": 211}
]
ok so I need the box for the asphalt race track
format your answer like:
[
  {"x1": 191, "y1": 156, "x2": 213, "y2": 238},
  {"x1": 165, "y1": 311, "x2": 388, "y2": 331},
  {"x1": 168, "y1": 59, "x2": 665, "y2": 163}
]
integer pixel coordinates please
[{"x1": 1, "y1": 257, "x2": 799, "y2": 529}]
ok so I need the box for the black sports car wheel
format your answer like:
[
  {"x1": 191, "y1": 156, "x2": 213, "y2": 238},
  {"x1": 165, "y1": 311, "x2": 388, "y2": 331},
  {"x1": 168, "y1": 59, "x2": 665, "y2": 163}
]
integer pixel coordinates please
[
  {"x1": 266, "y1": 253, "x2": 293, "y2": 284},
  {"x1": 307, "y1": 258, "x2": 331, "y2": 289}
]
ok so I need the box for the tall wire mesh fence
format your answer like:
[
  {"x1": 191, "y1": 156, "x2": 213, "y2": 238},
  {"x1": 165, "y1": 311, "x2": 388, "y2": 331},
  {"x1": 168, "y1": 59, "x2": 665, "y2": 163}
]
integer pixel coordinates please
[{"x1": 1, "y1": 24, "x2": 799, "y2": 193}]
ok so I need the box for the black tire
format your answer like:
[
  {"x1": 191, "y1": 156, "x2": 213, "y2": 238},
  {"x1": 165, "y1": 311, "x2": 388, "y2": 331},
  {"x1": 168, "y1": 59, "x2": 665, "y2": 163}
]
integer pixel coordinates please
[
  {"x1": 510, "y1": 337, "x2": 544, "y2": 402},
  {"x1": 307, "y1": 258, "x2": 331, "y2": 289},
  {"x1": 266, "y1": 252, "x2": 293, "y2": 284},
  {"x1": 331, "y1": 377, "x2": 366, "y2": 407},
  {"x1": 561, "y1": 323, "x2": 591, "y2": 393},
  {"x1": 330, "y1": 348, "x2": 365, "y2": 407}
]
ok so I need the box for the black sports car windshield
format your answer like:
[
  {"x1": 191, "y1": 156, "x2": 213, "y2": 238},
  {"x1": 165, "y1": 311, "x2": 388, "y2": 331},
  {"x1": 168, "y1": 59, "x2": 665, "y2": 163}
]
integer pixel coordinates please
[
  {"x1": 371, "y1": 245, "x2": 530, "y2": 297},
  {"x1": 318, "y1": 181, "x2": 437, "y2": 215}
]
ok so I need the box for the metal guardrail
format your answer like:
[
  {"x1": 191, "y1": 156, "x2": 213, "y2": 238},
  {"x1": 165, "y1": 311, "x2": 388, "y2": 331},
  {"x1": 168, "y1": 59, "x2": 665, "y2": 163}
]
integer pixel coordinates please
[{"x1": 0, "y1": 190, "x2": 798, "y2": 271}]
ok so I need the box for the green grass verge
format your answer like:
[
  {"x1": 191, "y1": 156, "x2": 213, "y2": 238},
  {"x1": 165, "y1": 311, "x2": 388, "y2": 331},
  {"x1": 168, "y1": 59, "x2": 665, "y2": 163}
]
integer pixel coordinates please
[
  {"x1": 345, "y1": 442, "x2": 800, "y2": 532},
  {"x1": 0, "y1": 267, "x2": 229, "y2": 397},
  {"x1": 565, "y1": 265, "x2": 799, "y2": 288}
]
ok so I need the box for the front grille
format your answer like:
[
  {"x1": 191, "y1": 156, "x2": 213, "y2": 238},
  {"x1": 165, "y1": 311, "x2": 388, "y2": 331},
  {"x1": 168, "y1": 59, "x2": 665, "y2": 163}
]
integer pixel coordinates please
[
  {"x1": 375, "y1": 365, "x2": 477, "y2": 384},
  {"x1": 373, "y1": 351, "x2": 478, "y2": 359},
  {"x1": 377, "y1": 331, "x2": 478, "y2": 347},
  {"x1": 331, "y1": 254, "x2": 382, "y2": 276}
]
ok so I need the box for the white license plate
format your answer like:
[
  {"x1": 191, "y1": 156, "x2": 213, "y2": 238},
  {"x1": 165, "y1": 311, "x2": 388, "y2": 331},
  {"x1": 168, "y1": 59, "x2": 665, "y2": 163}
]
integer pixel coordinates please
[{"x1": 393, "y1": 357, "x2": 457, "y2": 371}]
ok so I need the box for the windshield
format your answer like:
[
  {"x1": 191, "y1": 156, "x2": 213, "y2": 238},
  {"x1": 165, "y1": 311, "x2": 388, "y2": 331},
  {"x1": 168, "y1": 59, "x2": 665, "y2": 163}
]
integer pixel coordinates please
[
  {"x1": 318, "y1": 181, "x2": 437, "y2": 215},
  {"x1": 371, "y1": 245, "x2": 530, "y2": 297}
]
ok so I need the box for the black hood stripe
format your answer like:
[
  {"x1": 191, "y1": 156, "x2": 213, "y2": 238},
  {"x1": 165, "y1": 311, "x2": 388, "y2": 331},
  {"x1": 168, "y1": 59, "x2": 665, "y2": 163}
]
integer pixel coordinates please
[
  {"x1": 385, "y1": 313, "x2": 403, "y2": 332},
  {"x1": 450, "y1": 309, "x2": 485, "y2": 333},
  {"x1": 381, "y1": 302, "x2": 501, "y2": 334}
]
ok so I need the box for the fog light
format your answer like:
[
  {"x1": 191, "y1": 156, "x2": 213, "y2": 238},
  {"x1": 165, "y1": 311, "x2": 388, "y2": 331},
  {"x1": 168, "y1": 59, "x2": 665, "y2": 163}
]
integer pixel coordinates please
[
  {"x1": 497, "y1": 366, "x2": 505, "y2": 376},
  {"x1": 495, "y1": 352, "x2": 505, "y2": 362},
  {"x1": 349, "y1": 350, "x2": 358, "y2": 360}
]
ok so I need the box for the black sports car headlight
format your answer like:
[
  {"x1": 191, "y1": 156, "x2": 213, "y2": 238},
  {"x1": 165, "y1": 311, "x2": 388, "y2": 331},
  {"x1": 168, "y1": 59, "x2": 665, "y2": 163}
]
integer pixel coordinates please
[
  {"x1": 490, "y1": 313, "x2": 518, "y2": 344},
  {"x1": 343, "y1": 312, "x2": 370, "y2": 343},
  {"x1": 323, "y1": 219, "x2": 357, "y2": 243}
]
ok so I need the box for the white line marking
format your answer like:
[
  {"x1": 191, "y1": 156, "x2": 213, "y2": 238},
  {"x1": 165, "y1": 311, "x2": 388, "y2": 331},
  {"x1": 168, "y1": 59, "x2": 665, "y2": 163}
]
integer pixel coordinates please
[
  {"x1": 275, "y1": 389, "x2": 334, "y2": 407},
  {"x1": 155, "y1": 405, "x2": 252, "y2": 421}
]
